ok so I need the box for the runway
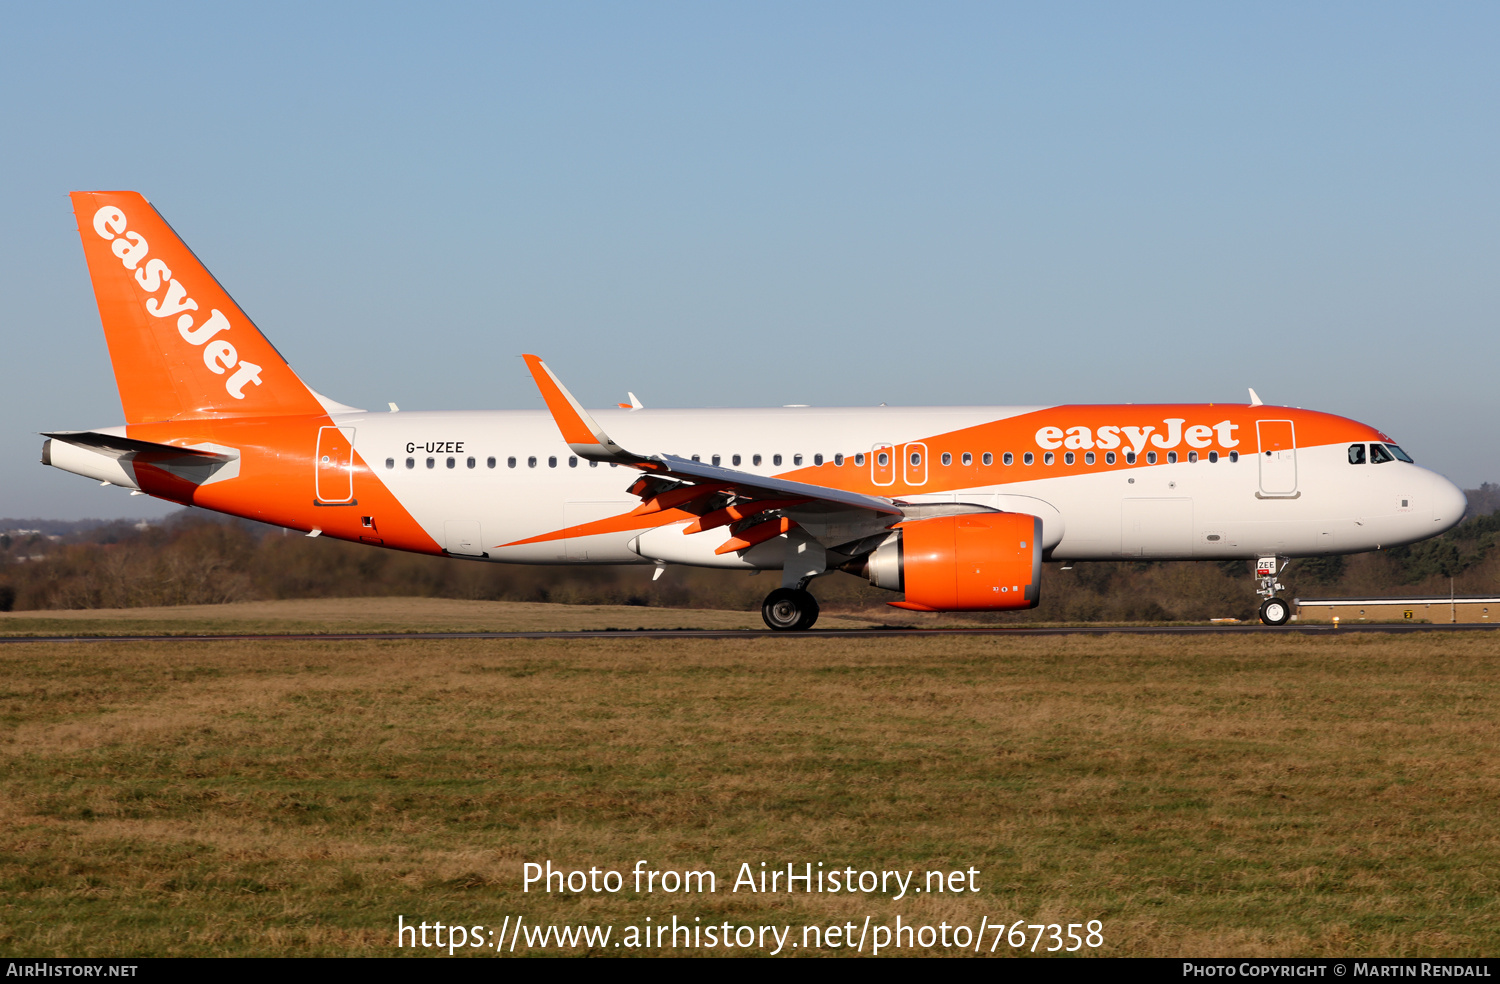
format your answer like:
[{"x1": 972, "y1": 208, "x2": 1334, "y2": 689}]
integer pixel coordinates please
[{"x1": 4, "y1": 622, "x2": 1499, "y2": 644}]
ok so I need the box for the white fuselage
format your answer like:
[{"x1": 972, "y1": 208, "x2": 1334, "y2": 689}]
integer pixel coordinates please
[{"x1": 336, "y1": 405, "x2": 1464, "y2": 567}]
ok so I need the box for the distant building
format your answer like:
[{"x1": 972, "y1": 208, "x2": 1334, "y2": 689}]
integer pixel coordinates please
[{"x1": 1295, "y1": 596, "x2": 1500, "y2": 624}]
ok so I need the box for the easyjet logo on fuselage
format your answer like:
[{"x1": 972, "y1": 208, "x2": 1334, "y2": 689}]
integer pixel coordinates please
[
  {"x1": 1034, "y1": 419, "x2": 1240, "y2": 454},
  {"x1": 91, "y1": 206, "x2": 263, "y2": 401}
]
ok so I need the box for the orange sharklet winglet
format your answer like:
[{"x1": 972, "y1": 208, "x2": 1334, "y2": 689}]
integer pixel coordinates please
[
  {"x1": 714, "y1": 517, "x2": 796, "y2": 555},
  {"x1": 523, "y1": 354, "x2": 598, "y2": 446},
  {"x1": 522, "y1": 354, "x2": 646, "y2": 464}
]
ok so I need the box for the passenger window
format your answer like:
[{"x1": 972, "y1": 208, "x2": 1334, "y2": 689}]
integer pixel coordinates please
[
  {"x1": 1229, "y1": 451, "x2": 1239, "y2": 462},
  {"x1": 507, "y1": 456, "x2": 516, "y2": 468},
  {"x1": 528, "y1": 456, "x2": 537, "y2": 468},
  {"x1": 1105, "y1": 451, "x2": 1116, "y2": 465},
  {"x1": 732, "y1": 454, "x2": 741, "y2": 466},
  {"x1": 406, "y1": 457, "x2": 415, "y2": 469},
  {"x1": 711, "y1": 455, "x2": 720, "y2": 466},
  {"x1": 426, "y1": 457, "x2": 435, "y2": 469},
  {"x1": 941, "y1": 452, "x2": 952, "y2": 466},
  {"x1": 909, "y1": 452, "x2": 920, "y2": 466},
  {"x1": 876, "y1": 452, "x2": 888, "y2": 467},
  {"x1": 446, "y1": 457, "x2": 455, "y2": 469},
  {"x1": 487, "y1": 457, "x2": 496, "y2": 468},
  {"x1": 754, "y1": 454, "x2": 763, "y2": 466},
  {"x1": 774, "y1": 454, "x2": 783, "y2": 466},
  {"x1": 1147, "y1": 452, "x2": 1158, "y2": 464},
  {"x1": 1348, "y1": 444, "x2": 1366, "y2": 465},
  {"x1": 794, "y1": 454, "x2": 804, "y2": 466},
  {"x1": 1208, "y1": 451, "x2": 1218, "y2": 463},
  {"x1": 814, "y1": 453, "x2": 823, "y2": 465},
  {"x1": 1370, "y1": 444, "x2": 1394, "y2": 464},
  {"x1": 548, "y1": 456, "x2": 558, "y2": 468},
  {"x1": 1126, "y1": 452, "x2": 1137, "y2": 465},
  {"x1": 854, "y1": 453, "x2": 865, "y2": 466},
  {"x1": 568, "y1": 456, "x2": 578, "y2": 467},
  {"x1": 834, "y1": 454, "x2": 844, "y2": 466},
  {"x1": 1000, "y1": 452, "x2": 1010, "y2": 465},
  {"x1": 1023, "y1": 452, "x2": 1034, "y2": 465},
  {"x1": 467, "y1": 456, "x2": 476, "y2": 469},
  {"x1": 691, "y1": 454, "x2": 700, "y2": 462},
  {"x1": 385, "y1": 458, "x2": 394, "y2": 469},
  {"x1": 1063, "y1": 452, "x2": 1074, "y2": 465},
  {"x1": 1167, "y1": 451, "x2": 1177, "y2": 464},
  {"x1": 1188, "y1": 451, "x2": 1198, "y2": 463},
  {"x1": 1085, "y1": 451, "x2": 1095, "y2": 465},
  {"x1": 962, "y1": 452, "x2": 973, "y2": 466},
  {"x1": 589, "y1": 460, "x2": 598, "y2": 468}
]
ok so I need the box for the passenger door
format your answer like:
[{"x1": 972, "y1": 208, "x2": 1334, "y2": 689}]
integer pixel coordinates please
[
  {"x1": 1256, "y1": 420, "x2": 1298, "y2": 496},
  {"x1": 315, "y1": 426, "x2": 356, "y2": 504}
]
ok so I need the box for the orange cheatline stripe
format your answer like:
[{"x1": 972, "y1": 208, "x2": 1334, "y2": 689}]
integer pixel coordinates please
[
  {"x1": 499, "y1": 506, "x2": 697, "y2": 548},
  {"x1": 714, "y1": 517, "x2": 795, "y2": 555},
  {"x1": 522, "y1": 354, "x2": 598, "y2": 446}
]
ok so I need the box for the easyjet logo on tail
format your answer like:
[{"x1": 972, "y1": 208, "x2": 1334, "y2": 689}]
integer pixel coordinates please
[
  {"x1": 1035, "y1": 419, "x2": 1241, "y2": 454},
  {"x1": 91, "y1": 206, "x2": 263, "y2": 400}
]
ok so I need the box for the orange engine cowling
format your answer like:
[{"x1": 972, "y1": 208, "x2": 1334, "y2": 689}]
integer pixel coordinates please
[{"x1": 867, "y1": 512, "x2": 1042, "y2": 612}]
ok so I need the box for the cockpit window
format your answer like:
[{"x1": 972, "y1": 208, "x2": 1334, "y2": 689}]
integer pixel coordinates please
[
  {"x1": 1348, "y1": 444, "x2": 1366, "y2": 465},
  {"x1": 1369, "y1": 443, "x2": 1395, "y2": 464},
  {"x1": 1387, "y1": 444, "x2": 1414, "y2": 463}
]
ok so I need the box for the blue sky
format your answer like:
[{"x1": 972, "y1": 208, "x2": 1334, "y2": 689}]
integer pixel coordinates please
[{"x1": 3, "y1": 2, "x2": 1497, "y2": 519}]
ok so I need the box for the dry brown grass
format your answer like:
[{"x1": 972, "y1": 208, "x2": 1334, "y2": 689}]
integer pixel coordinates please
[
  {"x1": 1, "y1": 618, "x2": 1498, "y2": 957},
  {"x1": 0, "y1": 596, "x2": 888, "y2": 635}
]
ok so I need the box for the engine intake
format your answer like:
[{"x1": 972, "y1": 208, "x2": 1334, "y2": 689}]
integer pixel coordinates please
[{"x1": 865, "y1": 512, "x2": 1042, "y2": 612}]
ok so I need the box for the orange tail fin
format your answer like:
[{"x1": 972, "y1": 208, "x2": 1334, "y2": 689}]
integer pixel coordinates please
[{"x1": 70, "y1": 191, "x2": 329, "y2": 423}]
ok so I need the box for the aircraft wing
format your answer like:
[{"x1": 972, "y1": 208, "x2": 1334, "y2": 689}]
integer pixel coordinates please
[
  {"x1": 645, "y1": 452, "x2": 904, "y2": 517},
  {"x1": 523, "y1": 355, "x2": 906, "y2": 552}
]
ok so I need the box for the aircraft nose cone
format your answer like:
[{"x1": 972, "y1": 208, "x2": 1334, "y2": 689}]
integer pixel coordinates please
[{"x1": 1432, "y1": 475, "x2": 1467, "y2": 534}]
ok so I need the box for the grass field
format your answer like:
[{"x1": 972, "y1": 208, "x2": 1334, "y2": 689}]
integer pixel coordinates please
[
  {"x1": 0, "y1": 596, "x2": 881, "y2": 636},
  {"x1": 2, "y1": 600, "x2": 1498, "y2": 957}
]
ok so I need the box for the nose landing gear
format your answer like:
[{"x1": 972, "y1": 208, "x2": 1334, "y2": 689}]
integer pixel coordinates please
[
  {"x1": 1258, "y1": 596, "x2": 1291, "y2": 626},
  {"x1": 1255, "y1": 555, "x2": 1291, "y2": 625},
  {"x1": 762, "y1": 587, "x2": 820, "y2": 631}
]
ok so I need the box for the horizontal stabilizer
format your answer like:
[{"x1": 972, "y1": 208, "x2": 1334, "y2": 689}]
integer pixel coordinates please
[{"x1": 42, "y1": 430, "x2": 235, "y2": 462}]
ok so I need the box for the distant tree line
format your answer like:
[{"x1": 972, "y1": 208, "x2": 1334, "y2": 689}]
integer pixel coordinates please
[{"x1": 3, "y1": 484, "x2": 1499, "y2": 620}]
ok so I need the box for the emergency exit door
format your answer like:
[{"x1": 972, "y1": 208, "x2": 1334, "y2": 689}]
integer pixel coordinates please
[
  {"x1": 1256, "y1": 420, "x2": 1297, "y2": 496},
  {"x1": 315, "y1": 426, "x2": 356, "y2": 503},
  {"x1": 871, "y1": 443, "x2": 895, "y2": 486}
]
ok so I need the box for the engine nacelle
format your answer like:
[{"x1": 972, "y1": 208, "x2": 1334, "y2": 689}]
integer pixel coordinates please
[{"x1": 866, "y1": 512, "x2": 1042, "y2": 612}]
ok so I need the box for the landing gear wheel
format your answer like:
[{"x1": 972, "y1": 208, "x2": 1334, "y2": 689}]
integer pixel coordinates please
[
  {"x1": 762, "y1": 588, "x2": 820, "y2": 631},
  {"x1": 1259, "y1": 597, "x2": 1291, "y2": 626}
]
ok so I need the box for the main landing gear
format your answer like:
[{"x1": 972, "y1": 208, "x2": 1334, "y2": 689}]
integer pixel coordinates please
[
  {"x1": 762, "y1": 587, "x2": 820, "y2": 631},
  {"x1": 1255, "y1": 555, "x2": 1291, "y2": 626}
]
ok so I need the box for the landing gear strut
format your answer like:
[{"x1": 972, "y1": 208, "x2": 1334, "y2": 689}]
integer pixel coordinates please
[
  {"x1": 762, "y1": 587, "x2": 820, "y2": 631},
  {"x1": 1255, "y1": 555, "x2": 1291, "y2": 626}
]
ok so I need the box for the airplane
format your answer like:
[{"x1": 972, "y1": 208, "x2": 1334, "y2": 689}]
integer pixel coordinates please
[{"x1": 42, "y1": 191, "x2": 1468, "y2": 629}]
